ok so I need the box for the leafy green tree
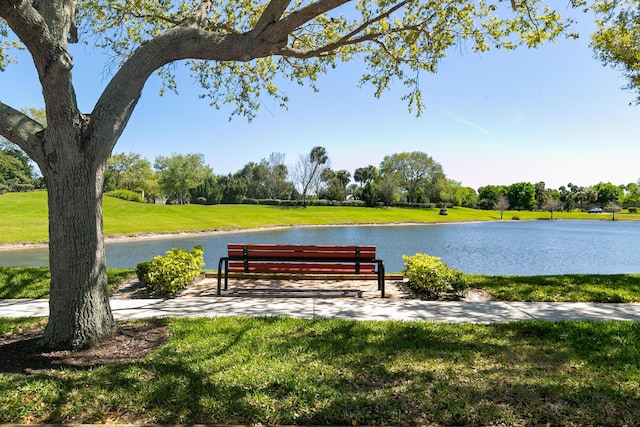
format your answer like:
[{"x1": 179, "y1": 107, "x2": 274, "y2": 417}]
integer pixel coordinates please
[
  {"x1": 621, "y1": 180, "x2": 640, "y2": 207},
  {"x1": 453, "y1": 185, "x2": 479, "y2": 208},
  {"x1": 0, "y1": 143, "x2": 35, "y2": 192},
  {"x1": 361, "y1": 181, "x2": 378, "y2": 206},
  {"x1": 105, "y1": 152, "x2": 155, "y2": 196},
  {"x1": 154, "y1": 153, "x2": 212, "y2": 204},
  {"x1": 319, "y1": 168, "x2": 351, "y2": 201},
  {"x1": 560, "y1": 183, "x2": 598, "y2": 211},
  {"x1": 218, "y1": 174, "x2": 248, "y2": 203},
  {"x1": 477, "y1": 185, "x2": 507, "y2": 210},
  {"x1": 375, "y1": 173, "x2": 401, "y2": 206},
  {"x1": 353, "y1": 165, "x2": 379, "y2": 201},
  {"x1": 434, "y1": 178, "x2": 457, "y2": 206},
  {"x1": 432, "y1": 178, "x2": 477, "y2": 207},
  {"x1": 189, "y1": 175, "x2": 224, "y2": 204},
  {"x1": 235, "y1": 153, "x2": 293, "y2": 200},
  {"x1": 534, "y1": 181, "x2": 546, "y2": 209},
  {"x1": 235, "y1": 161, "x2": 269, "y2": 199},
  {"x1": 0, "y1": 107, "x2": 45, "y2": 192},
  {"x1": 379, "y1": 152, "x2": 444, "y2": 204},
  {"x1": 262, "y1": 152, "x2": 292, "y2": 200},
  {"x1": 0, "y1": 1, "x2": 569, "y2": 349},
  {"x1": 559, "y1": 183, "x2": 577, "y2": 211},
  {"x1": 506, "y1": 181, "x2": 536, "y2": 210},
  {"x1": 354, "y1": 165, "x2": 379, "y2": 188},
  {"x1": 592, "y1": 181, "x2": 624, "y2": 206},
  {"x1": 591, "y1": 0, "x2": 640, "y2": 103}
]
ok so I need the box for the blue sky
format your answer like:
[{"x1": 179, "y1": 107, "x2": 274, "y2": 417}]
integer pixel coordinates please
[{"x1": 1, "y1": 6, "x2": 639, "y2": 191}]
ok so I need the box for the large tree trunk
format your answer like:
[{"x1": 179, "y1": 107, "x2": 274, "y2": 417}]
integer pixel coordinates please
[{"x1": 41, "y1": 147, "x2": 115, "y2": 350}]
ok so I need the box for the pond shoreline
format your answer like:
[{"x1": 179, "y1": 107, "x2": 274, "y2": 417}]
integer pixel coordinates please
[
  {"x1": 3, "y1": 220, "x2": 639, "y2": 275},
  {"x1": 0, "y1": 221, "x2": 477, "y2": 252}
]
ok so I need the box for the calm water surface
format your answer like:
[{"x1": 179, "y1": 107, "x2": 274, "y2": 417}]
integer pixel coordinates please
[{"x1": 1, "y1": 220, "x2": 639, "y2": 275}]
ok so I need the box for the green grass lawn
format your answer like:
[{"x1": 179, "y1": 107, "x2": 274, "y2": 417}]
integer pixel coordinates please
[
  {"x1": 3, "y1": 193, "x2": 640, "y2": 425},
  {"x1": 467, "y1": 273, "x2": 640, "y2": 302},
  {"x1": 1, "y1": 317, "x2": 639, "y2": 425},
  {"x1": 0, "y1": 267, "x2": 133, "y2": 298},
  {"x1": 2, "y1": 191, "x2": 638, "y2": 245}
]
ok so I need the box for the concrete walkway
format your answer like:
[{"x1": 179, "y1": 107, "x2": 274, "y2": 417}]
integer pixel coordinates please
[{"x1": 2, "y1": 297, "x2": 640, "y2": 323}]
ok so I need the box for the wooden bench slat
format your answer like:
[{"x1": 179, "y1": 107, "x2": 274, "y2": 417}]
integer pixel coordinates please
[
  {"x1": 228, "y1": 261, "x2": 377, "y2": 273},
  {"x1": 228, "y1": 245, "x2": 376, "y2": 259},
  {"x1": 227, "y1": 244, "x2": 376, "y2": 250},
  {"x1": 227, "y1": 252, "x2": 376, "y2": 261}
]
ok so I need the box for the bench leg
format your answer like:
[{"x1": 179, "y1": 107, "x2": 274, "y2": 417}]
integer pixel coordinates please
[
  {"x1": 224, "y1": 259, "x2": 229, "y2": 291},
  {"x1": 377, "y1": 260, "x2": 385, "y2": 298},
  {"x1": 217, "y1": 257, "x2": 231, "y2": 296}
]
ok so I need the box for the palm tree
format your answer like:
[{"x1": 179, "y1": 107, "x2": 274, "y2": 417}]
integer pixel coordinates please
[{"x1": 300, "y1": 146, "x2": 328, "y2": 207}]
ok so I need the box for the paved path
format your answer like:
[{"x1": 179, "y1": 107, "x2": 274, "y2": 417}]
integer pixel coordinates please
[{"x1": 2, "y1": 297, "x2": 640, "y2": 323}]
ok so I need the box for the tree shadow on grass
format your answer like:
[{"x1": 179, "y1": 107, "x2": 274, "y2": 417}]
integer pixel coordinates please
[{"x1": 1, "y1": 318, "x2": 640, "y2": 425}]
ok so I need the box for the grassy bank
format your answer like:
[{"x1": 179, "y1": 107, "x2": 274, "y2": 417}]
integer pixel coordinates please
[
  {"x1": 1, "y1": 317, "x2": 639, "y2": 425},
  {"x1": 3, "y1": 266, "x2": 640, "y2": 302},
  {"x1": 2, "y1": 191, "x2": 638, "y2": 245}
]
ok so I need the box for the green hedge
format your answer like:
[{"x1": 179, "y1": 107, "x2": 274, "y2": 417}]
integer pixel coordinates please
[
  {"x1": 105, "y1": 189, "x2": 146, "y2": 203},
  {"x1": 239, "y1": 198, "x2": 366, "y2": 207}
]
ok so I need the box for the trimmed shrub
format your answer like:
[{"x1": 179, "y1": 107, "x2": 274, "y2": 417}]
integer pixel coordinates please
[
  {"x1": 136, "y1": 245, "x2": 205, "y2": 294},
  {"x1": 237, "y1": 198, "x2": 366, "y2": 207},
  {"x1": 402, "y1": 253, "x2": 468, "y2": 299},
  {"x1": 629, "y1": 207, "x2": 638, "y2": 213},
  {"x1": 105, "y1": 189, "x2": 146, "y2": 203}
]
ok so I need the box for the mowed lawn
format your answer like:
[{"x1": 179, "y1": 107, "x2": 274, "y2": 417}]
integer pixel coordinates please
[
  {"x1": 2, "y1": 192, "x2": 640, "y2": 425},
  {"x1": 2, "y1": 191, "x2": 637, "y2": 245},
  {"x1": 1, "y1": 317, "x2": 640, "y2": 426}
]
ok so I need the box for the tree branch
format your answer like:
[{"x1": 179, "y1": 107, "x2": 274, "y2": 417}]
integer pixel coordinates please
[
  {"x1": 263, "y1": 0, "x2": 350, "y2": 39},
  {"x1": 267, "y1": 0, "x2": 424, "y2": 60},
  {"x1": 0, "y1": 102, "x2": 46, "y2": 165},
  {"x1": 89, "y1": 27, "x2": 248, "y2": 159},
  {"x1": 0, "y1": 0, "x2": 55, "y2": 76},
  {"x1": 180, "y1": 0, "x2": 213, "y2": 28},
  {"x1": 254, "y1": 0, "x2": 293, "y2": 34}
]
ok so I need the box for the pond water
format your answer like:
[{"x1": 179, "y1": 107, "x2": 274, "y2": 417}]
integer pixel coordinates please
[{"x1": 1, "y1": 220, "x2": 639, "y2": 275}]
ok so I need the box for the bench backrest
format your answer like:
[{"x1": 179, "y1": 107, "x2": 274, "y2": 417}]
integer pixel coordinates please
[{"x1": 227, "y1": 244, "x2": 377, "y2": 261}]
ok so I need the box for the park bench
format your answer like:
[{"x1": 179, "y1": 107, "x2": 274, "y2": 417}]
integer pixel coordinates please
[{"x1": 217, "y1": 243, "x2": 386, "y2": 297}]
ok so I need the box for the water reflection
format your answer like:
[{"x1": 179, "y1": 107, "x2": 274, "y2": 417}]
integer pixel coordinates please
[{"x1": 1, "y1": 220, "x2": 639, "y2": 275}]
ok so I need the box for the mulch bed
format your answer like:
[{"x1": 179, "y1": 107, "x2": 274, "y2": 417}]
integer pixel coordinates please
[{"x1": 0, "y1": 322, "x2": 169, "y2": 374}]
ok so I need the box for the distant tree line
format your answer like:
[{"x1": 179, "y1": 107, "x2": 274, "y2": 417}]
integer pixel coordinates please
[
  {"x1": 2, "y1": 140, "x2": 639, "y2": 212},
  {"x1": 477, "y1": 181, "x2": 639, "y2": 213},
  {"x1": 99, "y1": 148, "x2": 479, "y2": 207}
]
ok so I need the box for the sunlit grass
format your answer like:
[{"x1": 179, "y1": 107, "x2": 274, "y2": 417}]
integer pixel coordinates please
[
  {"x1": 2, "y1": 191, "x2": 638, "y2": 245},
  {"x1": 467, "y1": 273, "x2": 640, "y2": 302},
  {"x1": 0, "y1": 267, "x2": 134, "y2": 298},
  {"x1": 3, "y1": 266, "x2": 640, "y2": 302},
  {"x1": 1, "y1": 317, "x2": 639, "y2": 425}
]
